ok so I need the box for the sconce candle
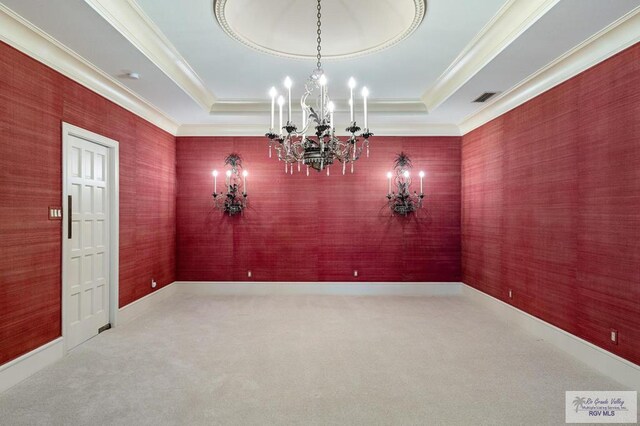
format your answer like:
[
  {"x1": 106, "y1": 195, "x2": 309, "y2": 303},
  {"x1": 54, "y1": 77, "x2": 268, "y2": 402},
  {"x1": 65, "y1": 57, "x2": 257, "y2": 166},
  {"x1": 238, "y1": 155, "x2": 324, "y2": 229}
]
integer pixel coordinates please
[
  {"x1": 387, "y1": 171, "x2": 392, "y2": 195},
  {"x1": 242, "y1": 170, "x2": 248, "y2": 191},
  {"x1": 419, "y1": 171, "x2": 425, "y2": 194},
  {"x1": 212, "y1": 170, "x2": 218, "y2": 193}
]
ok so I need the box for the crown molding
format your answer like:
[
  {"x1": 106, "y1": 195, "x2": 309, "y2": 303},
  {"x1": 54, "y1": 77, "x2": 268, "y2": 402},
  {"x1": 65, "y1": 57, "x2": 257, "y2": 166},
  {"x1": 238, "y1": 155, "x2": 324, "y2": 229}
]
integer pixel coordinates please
[
  {"x1": 0, "y1": 4, "x2": 179, "y2": 135},
  {"x1": 177, "y1": 123, "x2": 461, "y2": 137},
  {"x1": 421, "y1": 0, "x2": 559, "y2": 113},
  {"x1": 84, "y1": 0, "x2": 216, "y2": 111},
  {"x1": 209, "y1": 99, "x2": 428, "y2": 114},
  {"x1": 459, "y1": 6, "x2": 640, "y2": 135}
]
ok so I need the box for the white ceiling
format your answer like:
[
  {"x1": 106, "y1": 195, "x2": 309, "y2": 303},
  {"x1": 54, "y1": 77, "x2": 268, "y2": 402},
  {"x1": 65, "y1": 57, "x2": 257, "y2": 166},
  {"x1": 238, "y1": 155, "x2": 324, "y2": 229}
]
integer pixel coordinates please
[{"x1": 1, "y1": 0, "x2": 638, "y2": 133}]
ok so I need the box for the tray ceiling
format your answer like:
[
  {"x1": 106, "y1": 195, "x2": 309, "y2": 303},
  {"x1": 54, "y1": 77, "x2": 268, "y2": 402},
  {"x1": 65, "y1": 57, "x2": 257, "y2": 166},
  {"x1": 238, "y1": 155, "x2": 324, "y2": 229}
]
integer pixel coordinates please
[{"x1": 0, "y1": 0, "x2": 638, "y2": 135}]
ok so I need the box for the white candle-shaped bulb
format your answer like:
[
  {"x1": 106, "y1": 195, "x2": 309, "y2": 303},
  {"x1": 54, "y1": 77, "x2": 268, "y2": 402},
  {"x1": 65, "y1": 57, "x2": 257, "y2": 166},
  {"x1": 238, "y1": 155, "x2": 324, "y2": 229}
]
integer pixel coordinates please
[
  {"x1": 419, "y1": 171, "x2": 425, "y2": 194},
  {"x1": 284, "y1": 77, "x2": 292, "y2": 123},
  {"x1": 328, "y1": 101, "x2": 335, "y2": 130},
  {"x1": 269, "y1": 87, "x2": 277, "y2": 130},
  {"x1": 242, "y1": 170, "x2": 248, "y2": 192},
  {"x1": 319, "y1": 74, "x2": 327, "y2": 119},
  {"x1": 277, "y1": 95, "x2": 284, "y2": 133},
  {"x1": 348, "y1": 98, "x2": 353, "y2": 123},
  {"x1": 212, "y1": 170, "x2": 218, "y2": 193},
  {"x1": 386, "y1": 171, "x2": 392, "y2": 194},
  {"x1": 403, "y1": 170, "x2": 410, "y2": 179},
  {"x1": 361, "y1": 86, "x2": 369, "y2": 129},
  {"x1": 348, "y1": 77, "x2": 356, "y2": 122},
  {"x1": 226, "y1": 169, "x2": 232, "y2": 188}
]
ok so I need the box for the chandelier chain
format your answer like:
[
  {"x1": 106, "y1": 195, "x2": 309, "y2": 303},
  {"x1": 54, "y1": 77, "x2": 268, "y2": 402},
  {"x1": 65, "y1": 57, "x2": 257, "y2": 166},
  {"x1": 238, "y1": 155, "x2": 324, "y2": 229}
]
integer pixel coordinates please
[{"x1": 316, "y1": 0, "x2": 322, "y2": 70}]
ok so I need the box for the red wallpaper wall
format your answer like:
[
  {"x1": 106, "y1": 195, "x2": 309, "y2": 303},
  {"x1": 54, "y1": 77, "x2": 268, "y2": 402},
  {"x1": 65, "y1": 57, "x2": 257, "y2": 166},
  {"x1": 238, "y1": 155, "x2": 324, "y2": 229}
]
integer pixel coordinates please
[
  {"x1": 462, "y1": 43, "x2": 640, "y2": 365},
  {"x1": 176, "y1": 136, "x2": 461, "y2": 282},
  {"x1": 0, "y1": 42, "x2": 176, "y2": 365}
]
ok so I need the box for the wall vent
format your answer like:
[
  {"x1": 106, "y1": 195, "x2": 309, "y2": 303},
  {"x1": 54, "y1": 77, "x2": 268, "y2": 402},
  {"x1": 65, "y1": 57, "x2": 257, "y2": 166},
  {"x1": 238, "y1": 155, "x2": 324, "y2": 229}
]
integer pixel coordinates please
[{"x1": 473, "y1": 92, "x2": 497, "y2": 103}]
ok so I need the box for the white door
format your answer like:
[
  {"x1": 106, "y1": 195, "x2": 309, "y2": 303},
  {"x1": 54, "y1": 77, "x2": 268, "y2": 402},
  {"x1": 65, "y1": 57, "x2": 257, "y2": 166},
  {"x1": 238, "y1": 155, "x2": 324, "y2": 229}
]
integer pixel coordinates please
[{"x1": 65, "y1": 135, "x2": 110, "y2": 350}]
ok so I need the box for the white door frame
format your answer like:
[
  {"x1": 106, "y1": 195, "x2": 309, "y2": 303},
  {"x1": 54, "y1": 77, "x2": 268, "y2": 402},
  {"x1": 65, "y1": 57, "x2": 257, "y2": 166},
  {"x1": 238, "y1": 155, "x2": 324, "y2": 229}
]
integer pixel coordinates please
[{"x1": 61, "y1": 122, "x2": 119, "y2": 352}]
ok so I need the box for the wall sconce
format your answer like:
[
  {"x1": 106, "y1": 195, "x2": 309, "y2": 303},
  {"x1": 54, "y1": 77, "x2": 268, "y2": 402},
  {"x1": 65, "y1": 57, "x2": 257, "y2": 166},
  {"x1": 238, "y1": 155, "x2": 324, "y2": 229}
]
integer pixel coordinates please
[
  {"x1": 386, "y1": 152, "x2": 424, "y2": 216},
  {"x1": 212, "y1": 153, "x2": 248, "y2": 215}
]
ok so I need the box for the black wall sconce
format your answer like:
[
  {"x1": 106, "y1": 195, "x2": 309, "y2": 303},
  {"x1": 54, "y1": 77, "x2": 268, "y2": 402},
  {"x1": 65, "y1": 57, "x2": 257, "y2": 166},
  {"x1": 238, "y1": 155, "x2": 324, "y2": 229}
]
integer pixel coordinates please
[
  {"x1": 386, "y1": 152, "x2": 425, "y2": 216},
  {"x1": 212, "y1": 153, "x2": 248, "y2": 216}
]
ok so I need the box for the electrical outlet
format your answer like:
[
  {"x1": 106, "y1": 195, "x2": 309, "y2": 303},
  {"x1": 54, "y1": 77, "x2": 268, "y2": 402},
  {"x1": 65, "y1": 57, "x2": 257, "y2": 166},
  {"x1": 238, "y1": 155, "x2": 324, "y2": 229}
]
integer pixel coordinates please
[
  {"x1": 353, "y1": 270, "x2": 358, "y2": 277},
  {"x1": 610, "y1": 329, "x2": 618, "y2": 345},
  {"x1": 247, "y1": 271, "x2": 252, "y2": 278},
  {"x1": 151, "y1": 279, "x2": 157, "y2": 289},
  {"x1": 508, "y1": 289, "x2": 513, "y2": 299}
]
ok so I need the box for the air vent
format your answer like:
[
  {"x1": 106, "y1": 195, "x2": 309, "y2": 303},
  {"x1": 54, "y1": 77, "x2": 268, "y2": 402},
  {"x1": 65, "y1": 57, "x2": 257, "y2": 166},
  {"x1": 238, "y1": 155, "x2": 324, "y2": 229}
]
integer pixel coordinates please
[{"x1": 473, "y1": 92, "x2": 497, "y2": 103}]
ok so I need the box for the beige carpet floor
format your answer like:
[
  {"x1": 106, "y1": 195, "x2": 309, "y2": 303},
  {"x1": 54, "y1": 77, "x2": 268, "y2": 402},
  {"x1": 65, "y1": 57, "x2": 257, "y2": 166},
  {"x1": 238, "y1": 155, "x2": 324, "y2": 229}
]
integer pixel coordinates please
[{"x1": 0, "y1": 294, "x2": 629, "y2": 425}]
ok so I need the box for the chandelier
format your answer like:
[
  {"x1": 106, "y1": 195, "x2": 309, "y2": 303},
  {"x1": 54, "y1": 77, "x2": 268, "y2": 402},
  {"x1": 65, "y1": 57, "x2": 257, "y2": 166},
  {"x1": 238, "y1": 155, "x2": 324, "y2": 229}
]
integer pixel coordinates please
[
  {"x1": 386, "y1": 153, "x2": 425, "y2": 216},
  {"x1": 265, "y1": 0, "x2": 373, "y2": 175},
  {"x1": 212, "y1": 153, "x2": 248, "y2": 215}
]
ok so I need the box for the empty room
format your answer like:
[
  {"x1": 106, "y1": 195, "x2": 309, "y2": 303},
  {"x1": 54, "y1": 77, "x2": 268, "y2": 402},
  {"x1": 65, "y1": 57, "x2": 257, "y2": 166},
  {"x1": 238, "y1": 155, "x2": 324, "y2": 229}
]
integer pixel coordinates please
[{"x1": 0, "y1": 0, "x2": 639, "y2": 424}]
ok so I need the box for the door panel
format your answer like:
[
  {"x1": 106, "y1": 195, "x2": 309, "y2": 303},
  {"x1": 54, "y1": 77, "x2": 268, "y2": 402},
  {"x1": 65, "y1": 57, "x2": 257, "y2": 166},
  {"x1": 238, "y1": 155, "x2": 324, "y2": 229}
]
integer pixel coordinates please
[{"x1": 65, "y1": 135, "x2": 110, "y2": 350}]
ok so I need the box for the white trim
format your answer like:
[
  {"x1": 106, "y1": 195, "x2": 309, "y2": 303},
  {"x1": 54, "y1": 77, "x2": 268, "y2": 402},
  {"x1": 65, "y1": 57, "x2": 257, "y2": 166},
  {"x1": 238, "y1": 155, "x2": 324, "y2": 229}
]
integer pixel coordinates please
[
  {"x1": 118, "y1": 282, "x2": 178, "y2": 325},
  {"x1": 0, "y1": 338, "x2": 64, "y2": 394},
  {"x1": 175, "y1": 281, "x2": 463, "y2": 296},
  {"x1": 422, "y1": 0, "x2": 560, "y2": 112},
  {"x1": 0, "y1": 4, "x2": 178, "y2": 135},
  {"x1": 84, "y1": 0, "x2": 216, "y2": 111},
  {"x1": 459, "y1": 6, "x2": 640, "y2": 134},
  {"x1": 62, "y1": 123, "x2": 120, "y2": 351},
  {"x1": 209, "y1": 99, "x2": 429, "y2": 114},
  {"x1": 177, "y1": 123, "x2": 462, "y2": 137},
  {"x1": 463, "y1": 284, "x2": 640, "y2": 391}
]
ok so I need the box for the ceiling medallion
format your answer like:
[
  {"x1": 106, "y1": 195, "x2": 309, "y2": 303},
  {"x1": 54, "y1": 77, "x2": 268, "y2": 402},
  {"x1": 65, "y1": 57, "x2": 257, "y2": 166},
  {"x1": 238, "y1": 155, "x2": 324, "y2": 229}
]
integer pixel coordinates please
[
  {"x1": 265, "y1": 0, "x2": 373, "y2": 175},
  {"x1": 213, "y1": 0, "x2": 426, "y2": 60}
]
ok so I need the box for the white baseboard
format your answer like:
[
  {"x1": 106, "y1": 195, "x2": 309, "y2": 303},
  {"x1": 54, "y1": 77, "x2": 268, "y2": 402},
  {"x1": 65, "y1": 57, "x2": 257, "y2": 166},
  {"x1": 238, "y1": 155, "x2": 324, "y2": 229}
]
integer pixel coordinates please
[
  {"x1": 175, "y1": 281, "x2": 463, "y2": 296},
  {"x1": 0, "y1": 337, "x2": 64, "y2": 394},
  {"x1": 462, "y1": 284, "x2": 640, "y2": 391},
  {"x1": 117, "y1": 282, "x2": 178, "y2": 325}
]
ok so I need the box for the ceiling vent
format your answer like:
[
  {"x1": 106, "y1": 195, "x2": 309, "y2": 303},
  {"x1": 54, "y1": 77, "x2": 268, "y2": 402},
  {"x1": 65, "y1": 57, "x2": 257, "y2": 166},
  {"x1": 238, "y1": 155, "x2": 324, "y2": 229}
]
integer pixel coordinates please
[{"x1": 473, "y1": 92, "x2": 497, "y2": 103}]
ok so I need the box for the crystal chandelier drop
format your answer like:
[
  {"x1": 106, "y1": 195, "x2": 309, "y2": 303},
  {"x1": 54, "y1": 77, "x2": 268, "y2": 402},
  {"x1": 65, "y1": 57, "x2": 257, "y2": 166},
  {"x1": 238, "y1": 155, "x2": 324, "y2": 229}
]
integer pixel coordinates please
[{"x1": 265, "y1": 0, "x2": 373, "y2": 175}]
